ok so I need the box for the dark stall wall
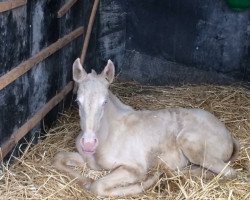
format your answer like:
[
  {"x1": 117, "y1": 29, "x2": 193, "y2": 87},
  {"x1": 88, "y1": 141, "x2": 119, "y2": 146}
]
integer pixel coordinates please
[
  {"x1": 93, "y1": 0, "x2": 250, "y2": 85},
  {"x1": 0, "y1": 3, "x2": 30, "y2": 145},
  {"x1": 0, "y1": 0, "x2": 85, "y2": 154}
]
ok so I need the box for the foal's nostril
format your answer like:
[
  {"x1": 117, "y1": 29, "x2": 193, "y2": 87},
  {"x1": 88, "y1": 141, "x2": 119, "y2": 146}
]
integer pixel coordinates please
[{"x1": 94, "y1": 138, "x2": 98, "y2": 145}]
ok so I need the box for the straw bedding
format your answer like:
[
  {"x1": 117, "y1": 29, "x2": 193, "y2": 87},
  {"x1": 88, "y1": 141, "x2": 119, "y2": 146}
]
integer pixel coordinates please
[{"x1": 0, "y1": 82, "x2": 249, "y2": 200}]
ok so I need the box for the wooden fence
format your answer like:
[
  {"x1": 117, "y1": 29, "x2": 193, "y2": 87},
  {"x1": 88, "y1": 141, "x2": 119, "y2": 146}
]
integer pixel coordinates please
[{"x1": 0, "y1": 0, "x2": 99, "y2": 161}]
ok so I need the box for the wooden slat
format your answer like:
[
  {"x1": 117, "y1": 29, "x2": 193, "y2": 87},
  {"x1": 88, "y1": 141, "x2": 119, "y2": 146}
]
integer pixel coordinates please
[
  {"x1": 57, "y1": 0, "x2": 78, "y2": 18},
  {"x1": 73, "y1": 0, "x2": 99, "y2": 93},
  {"x1": 0, "y1": 0, "x2": 27, "y2": 13},
  {"x1": 80, "y1": 0, "x2": 99, "y2": 64},
  {"x1": 0, "y1": 26, "x2": 84, "y2": 91},
  {"x1": 0, "y1": 81, "x2": 74, "y2": 161}
]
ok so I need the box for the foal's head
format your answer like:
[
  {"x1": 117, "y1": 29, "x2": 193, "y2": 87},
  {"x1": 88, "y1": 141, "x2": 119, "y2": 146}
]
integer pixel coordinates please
[{"x1": 72, "y1": 58, "x2": 115, "y2": 154}]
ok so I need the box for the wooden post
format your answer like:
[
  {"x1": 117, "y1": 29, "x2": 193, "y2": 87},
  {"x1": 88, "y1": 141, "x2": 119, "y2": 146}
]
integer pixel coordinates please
[
  {"x1": 0, "y1": 0, "x2": 27, "y2": 13},
  {"x1": 72, "y1": 0, "x2": 99, "y2": 93},
  {"x1": 80, "y1": 0, "x2": 99, "y2": 65},
  {"x1": 0, "y1": 27, "x2": 84, "y2": 91},
  {"x1": 0, "y1": 81, "x2": 74, "y2": 161},
  {"x1": 57, "y1": 0, "x2": 78, "y2": 18}
]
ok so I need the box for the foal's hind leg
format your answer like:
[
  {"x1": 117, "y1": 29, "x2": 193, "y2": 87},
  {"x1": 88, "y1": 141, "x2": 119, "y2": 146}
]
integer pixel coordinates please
[
  {"x1": 180, "y1": 165, "x2": 216, "y2": 179},
  {"x1": 200, "y1": 156, "x2": 236, "y2": 178},
  {"x1": 179, "y1": 142, "x2": 236, "y2": 178},
  {"x1": 53, "y1": 152, "x2": 93, "y2": 185},
  {"x1": 89, "y1": 166, "x2": 159, "y2": 197}
]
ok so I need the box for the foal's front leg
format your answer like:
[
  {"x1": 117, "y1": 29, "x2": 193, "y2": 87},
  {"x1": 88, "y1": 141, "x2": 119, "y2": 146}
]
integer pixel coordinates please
[
  {"x1": 53, "y1": 152, "x2": 95, "y2": 186},
  {"x1": 88, "y1": 166, "x2": 159, "y2": 197}
]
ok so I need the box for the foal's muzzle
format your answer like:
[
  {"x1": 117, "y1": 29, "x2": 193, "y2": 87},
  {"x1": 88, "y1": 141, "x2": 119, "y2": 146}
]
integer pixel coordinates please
[{"x1": 80, "y1": 134, "x2": 98, "y2": 154}]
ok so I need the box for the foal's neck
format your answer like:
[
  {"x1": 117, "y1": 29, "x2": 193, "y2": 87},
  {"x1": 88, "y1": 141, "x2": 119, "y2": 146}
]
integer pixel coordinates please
[
  {"x1": 108, "y1": 91, "x2": 133, "y2": 115},
  {"x1": 98, "y1": 90, "x2": 133, "y2": 141}
]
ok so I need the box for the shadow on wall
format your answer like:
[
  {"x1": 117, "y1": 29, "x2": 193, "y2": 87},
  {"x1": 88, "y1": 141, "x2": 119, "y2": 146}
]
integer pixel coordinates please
[{"x1": 91, "y1": 0, "x2": 250, "y2": 85}]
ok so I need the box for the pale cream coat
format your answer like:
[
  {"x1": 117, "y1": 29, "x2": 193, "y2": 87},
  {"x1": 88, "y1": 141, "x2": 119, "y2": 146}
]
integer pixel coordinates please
[{"x1": 53, "y1": 58, "x2": 239, "y2": 197}]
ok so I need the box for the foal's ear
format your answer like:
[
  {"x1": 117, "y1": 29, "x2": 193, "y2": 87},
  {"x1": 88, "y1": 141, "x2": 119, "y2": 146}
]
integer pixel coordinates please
[
  {"x1": 101, "y1": 60, "x2": 115, "y2": 83},
  {"x1": 73, "y1": 58, "x2": 87, "y2": 83}
]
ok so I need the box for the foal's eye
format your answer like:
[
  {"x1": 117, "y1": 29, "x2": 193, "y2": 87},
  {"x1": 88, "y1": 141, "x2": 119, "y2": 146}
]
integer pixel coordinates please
[{"x1": 102, "y1": 100, "x2": 108, "y2": 106}]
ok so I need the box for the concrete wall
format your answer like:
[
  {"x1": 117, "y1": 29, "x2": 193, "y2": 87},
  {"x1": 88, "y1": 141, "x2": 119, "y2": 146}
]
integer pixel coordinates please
[
  {"x1": 91, "y1": 0, "x2": 250, "y2": 85},
  {"x1": 0, "y1": 0, "x2": 86, "y2": 157}
]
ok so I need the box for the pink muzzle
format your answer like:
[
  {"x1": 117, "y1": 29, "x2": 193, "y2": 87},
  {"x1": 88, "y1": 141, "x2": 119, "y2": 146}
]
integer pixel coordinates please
[{"x1": 80, "y1": 137, "x2": 98, "y2": 154}]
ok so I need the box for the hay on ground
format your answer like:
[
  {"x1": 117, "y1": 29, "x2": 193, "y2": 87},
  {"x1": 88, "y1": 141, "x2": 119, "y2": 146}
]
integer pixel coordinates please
[{"x1": 0, "y1": 82, "x2": 249, "y2": 200}]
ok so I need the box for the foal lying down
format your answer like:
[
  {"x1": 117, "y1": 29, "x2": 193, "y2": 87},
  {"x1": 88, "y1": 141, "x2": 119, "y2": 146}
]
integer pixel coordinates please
[{"x1": 53, "y1": 58, "x2": 239, "y2": 197}]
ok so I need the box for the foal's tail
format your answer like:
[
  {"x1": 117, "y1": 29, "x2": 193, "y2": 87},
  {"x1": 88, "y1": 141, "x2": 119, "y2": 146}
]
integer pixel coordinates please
[{"x1": 228, "y1": 137, "x2": 240, "y2": 163}]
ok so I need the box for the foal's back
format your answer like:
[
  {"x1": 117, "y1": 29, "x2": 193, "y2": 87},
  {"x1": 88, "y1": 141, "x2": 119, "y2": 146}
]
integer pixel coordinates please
[{"x1": 108, "y1": 107, "x2": 236, "y2": 170}]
